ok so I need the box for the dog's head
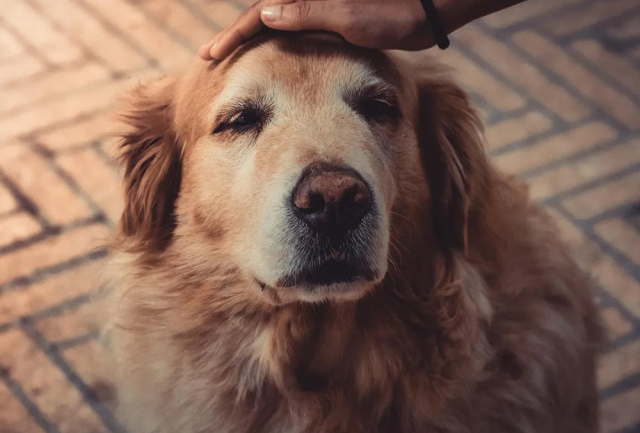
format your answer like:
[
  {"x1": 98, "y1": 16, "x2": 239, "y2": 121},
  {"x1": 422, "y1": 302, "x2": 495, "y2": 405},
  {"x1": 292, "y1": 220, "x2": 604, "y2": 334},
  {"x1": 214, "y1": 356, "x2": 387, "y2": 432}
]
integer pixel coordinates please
[{"x1": 116, "y1": 32, "x2": 487, "y2": 304}]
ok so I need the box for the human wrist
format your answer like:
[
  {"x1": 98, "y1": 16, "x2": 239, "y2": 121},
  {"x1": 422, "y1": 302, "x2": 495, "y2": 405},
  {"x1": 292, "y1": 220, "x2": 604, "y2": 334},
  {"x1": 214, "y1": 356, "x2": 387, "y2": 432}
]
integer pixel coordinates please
[
  {"x1": 431, "y1": 0, "x2": 462, "y2": 35},
  {"x1": 418, "y1": 0, "x2": 454, "y2": 49}
]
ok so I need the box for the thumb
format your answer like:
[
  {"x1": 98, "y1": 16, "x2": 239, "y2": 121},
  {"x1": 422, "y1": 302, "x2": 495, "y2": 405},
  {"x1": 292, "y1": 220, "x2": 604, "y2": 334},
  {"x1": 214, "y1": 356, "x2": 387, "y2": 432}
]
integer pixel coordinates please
[{"x1": 260, "y1": 2, "x2": 341, "y2": 32}]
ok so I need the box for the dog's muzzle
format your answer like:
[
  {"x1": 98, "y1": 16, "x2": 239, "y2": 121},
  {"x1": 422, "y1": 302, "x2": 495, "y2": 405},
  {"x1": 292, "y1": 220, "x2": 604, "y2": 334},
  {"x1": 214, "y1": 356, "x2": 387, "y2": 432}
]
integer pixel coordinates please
[{"x1": 278, "y1": 163, "x2": 379, "y2": 288}]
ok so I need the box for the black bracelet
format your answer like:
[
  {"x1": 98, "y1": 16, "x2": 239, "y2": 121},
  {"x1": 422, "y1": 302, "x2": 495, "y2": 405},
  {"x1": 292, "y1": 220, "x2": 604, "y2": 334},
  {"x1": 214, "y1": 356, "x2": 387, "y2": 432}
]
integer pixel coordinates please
[{"x1": 419, "y1": 0, "x2": 450, "y2": 50}]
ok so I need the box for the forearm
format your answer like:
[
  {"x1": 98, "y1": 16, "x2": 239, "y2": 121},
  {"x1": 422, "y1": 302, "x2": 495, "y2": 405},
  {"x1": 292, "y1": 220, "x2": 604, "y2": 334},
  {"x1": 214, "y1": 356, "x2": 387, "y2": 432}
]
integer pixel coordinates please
[{"x1": 436, "y1": 0, "x2": 528, "y2": 33}]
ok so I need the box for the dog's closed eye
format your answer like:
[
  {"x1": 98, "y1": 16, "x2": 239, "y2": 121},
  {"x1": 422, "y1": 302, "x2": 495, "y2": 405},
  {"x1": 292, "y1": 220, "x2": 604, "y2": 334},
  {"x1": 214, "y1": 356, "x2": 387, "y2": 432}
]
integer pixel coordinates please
[
  {"x1": 213, "y1": 99, "x2": 272, "y2": 136},
  {"x1": 347, "y1": 85, "x2": 400, "y2": 124},
  {"x1": 358, "y1": 98, "x2": 398, "y2": 122}
]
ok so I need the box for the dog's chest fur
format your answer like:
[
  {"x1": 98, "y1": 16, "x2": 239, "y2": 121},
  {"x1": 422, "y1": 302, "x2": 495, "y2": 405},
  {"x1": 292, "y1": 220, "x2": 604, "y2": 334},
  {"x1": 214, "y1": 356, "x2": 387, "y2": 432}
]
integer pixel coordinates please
[{"x1": 108, "y1": 253, "x2": 492, "y2": 433}]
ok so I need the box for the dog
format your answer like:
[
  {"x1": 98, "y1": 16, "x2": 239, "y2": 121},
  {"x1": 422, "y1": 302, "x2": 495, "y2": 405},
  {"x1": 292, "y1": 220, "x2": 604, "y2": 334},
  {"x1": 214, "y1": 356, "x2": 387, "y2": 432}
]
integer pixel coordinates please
[{"x1": 103, "y1": 31, "x2": 603, "y2": 433}]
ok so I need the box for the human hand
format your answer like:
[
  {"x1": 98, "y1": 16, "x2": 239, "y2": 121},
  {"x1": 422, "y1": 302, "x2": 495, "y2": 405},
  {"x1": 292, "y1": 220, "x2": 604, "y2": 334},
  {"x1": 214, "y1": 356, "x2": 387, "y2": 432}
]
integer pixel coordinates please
[
  {"x1": 199, "y1": 0, "x2": 455, "y2": 60},
  {"x1": 198, "y1": 0, "x2": 526, "y2": 60}
]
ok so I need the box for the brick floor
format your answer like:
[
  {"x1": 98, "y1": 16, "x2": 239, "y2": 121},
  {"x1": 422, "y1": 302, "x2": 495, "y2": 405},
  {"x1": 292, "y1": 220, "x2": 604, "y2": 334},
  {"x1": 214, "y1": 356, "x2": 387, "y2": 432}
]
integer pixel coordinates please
[{"x1": 0, "y1": 0, "x2": 639, "y2": 432}]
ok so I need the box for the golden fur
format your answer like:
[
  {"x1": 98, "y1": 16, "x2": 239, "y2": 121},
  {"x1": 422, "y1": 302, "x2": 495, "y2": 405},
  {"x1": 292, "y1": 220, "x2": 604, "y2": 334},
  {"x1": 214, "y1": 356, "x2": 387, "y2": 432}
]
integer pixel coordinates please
[{"x1": 103, "y1": 32, "x2": 603, "y2": 433}]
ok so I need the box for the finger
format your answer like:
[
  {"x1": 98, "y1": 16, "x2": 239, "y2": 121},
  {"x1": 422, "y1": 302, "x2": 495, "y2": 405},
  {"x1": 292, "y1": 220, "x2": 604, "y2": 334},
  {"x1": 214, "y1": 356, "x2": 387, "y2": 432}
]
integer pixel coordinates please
[
  {"x1": 261, "y1": 1, "x2": 346, "y2": 33},
  {"x1": 205, "y1": 1, "x2": 264, "y2": 59},
  {"x1": 198, "y1": 35, "x2": 219, "y2": 60},
  {"x1": 208, "y1": 0, "x2": 296, "y2": 60},
  {"x1": 198, "y1": 0, "x2": 264, "y2": 60},
  {"x1": 210, "y1": 24, "x2": 260, "y2": 59}
]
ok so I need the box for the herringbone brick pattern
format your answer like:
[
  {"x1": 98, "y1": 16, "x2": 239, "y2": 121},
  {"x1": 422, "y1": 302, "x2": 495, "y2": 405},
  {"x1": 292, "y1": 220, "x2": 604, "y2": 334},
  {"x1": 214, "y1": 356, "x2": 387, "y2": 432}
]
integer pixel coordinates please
[{"x1": 0, "y1": 0, "x2": 638, "y2": 432}]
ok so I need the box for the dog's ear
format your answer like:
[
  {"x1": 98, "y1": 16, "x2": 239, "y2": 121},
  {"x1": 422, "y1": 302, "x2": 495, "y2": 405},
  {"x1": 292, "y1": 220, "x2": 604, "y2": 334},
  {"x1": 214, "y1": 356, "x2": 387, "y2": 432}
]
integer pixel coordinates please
[
  {"x1": 117, "y1": 77, "x2": 182, "y2": 253},
  {"x1": 415, "y1": 66, "x2": 489, "y2": 254}
]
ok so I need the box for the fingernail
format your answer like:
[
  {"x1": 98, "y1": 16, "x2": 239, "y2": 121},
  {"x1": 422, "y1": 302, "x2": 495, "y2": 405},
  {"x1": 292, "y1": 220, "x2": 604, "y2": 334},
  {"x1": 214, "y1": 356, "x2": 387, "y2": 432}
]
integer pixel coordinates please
[
  {"x1": 261, "y1": 6, "x2": 282, "y2": 22},
  {"x1": 199, "y1": 45, "x2": 211, "y2": 59},
  {"x1": 206, "y1": 40, "x2": 218, "y2": 56}
]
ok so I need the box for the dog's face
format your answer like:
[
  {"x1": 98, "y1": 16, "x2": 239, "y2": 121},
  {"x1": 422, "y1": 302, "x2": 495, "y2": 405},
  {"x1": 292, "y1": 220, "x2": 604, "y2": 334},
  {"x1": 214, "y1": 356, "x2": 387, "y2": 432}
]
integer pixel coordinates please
[
  {"x1": 117, "y1": 33, "x2": 484, "y2": 304},
  {"x1": 179, "y1": 35, "x2": 415, "y2": 304}
]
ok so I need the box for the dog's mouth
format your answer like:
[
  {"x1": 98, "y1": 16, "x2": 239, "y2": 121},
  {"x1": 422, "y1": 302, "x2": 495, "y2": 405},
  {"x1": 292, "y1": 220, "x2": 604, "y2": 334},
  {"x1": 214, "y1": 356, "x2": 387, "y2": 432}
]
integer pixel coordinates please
[
  {"x1": 281, "y1": 260, "x2": 369, "y2": 287},
  {"x1": 258, "y1": 259, "x2": 375, "y2": 291}
]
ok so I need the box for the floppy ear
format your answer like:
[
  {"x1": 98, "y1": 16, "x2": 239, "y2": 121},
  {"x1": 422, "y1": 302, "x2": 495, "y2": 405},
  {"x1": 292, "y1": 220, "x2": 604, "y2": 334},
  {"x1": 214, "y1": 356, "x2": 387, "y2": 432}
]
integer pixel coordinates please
[
  {"x1": 415, "y1": 67, "x2": 489, "y2": 254},
  {"x1": 116, "y1": 78, "x2": 182, "y2": 253}
]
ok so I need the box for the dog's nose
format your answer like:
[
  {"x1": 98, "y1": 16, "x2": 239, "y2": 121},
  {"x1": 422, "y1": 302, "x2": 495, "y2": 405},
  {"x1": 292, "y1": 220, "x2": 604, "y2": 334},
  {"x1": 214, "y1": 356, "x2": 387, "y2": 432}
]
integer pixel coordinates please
[{"x1": 292, "y1": 164, "x2": 371, "y2": 233}]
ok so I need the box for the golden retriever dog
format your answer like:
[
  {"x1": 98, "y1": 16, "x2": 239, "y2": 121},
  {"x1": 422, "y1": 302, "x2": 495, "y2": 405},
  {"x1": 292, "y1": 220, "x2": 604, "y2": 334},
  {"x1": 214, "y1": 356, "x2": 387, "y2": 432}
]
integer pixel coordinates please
[{"x1": 103, "y1": 31, "x2": 603, "y2": 433}]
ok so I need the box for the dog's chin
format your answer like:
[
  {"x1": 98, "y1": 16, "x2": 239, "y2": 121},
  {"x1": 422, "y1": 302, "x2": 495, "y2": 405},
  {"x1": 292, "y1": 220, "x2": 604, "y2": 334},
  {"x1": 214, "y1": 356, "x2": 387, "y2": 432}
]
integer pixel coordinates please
[
  {"x1": 265, "y1": 278, "x2": 376, "y2": 304},
  {"x1": 295, "y1": 279, "x2": 376, "y2": 303},
  {"x1": 256, "y1": 261, "x2": 384, "y2": 304}
]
